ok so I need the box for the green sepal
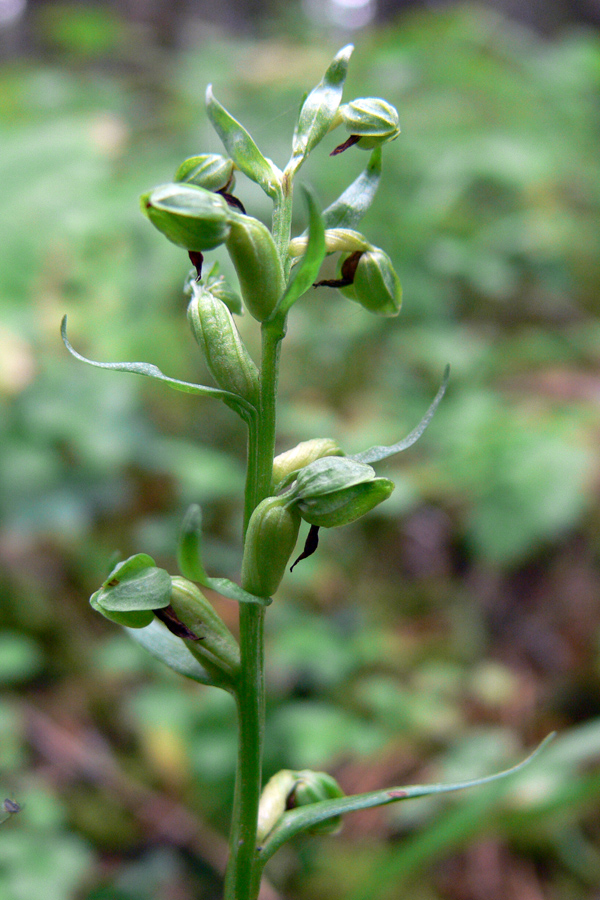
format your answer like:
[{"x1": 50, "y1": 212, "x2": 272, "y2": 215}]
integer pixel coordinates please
[
  {"x1": 257, "y1": 735, "x2": 555, "y2": 865},
  {"x1": 61, "y1": 317, "x2": 255, "y2": 418},
  {"x1": 286, "y1": 457, "x2": 378, "y2": 501},
  {"x1": 140, "y1": 182, "x2": 231, "y2": 251},
  {"x1": 93, "y1": 554, "x2": 172, "y2": 613},
  {"x1": 289, "y1": 44, "x2": 354, "y2": 173},
  {"x1": 90, "y1": 592, "x2": 154, "y2": 629},
  {"x1": 270, "y1": 186, "x2": 325, "y2": 319},
  {"x1": 126, "y1": 619, "x2": 220, "y2": 686},
  {"x1": 295, "y1": 478, "x2": 394, "y2": 528},
  {"x1": 174, "y1": 154, "x2": 235, "y2": 192},
  {"x1": 290, "y1": 771, "x2": 345, "y2": 835},
  {"x1": 350, "y1": 366, "x2": 450, "y2": 465},
  {"x1": 340, "y1": 248, "x2": 401, "y2": 317},
  {"x1": 206, "y1": 85, "x2": 282, "y2": 199},
  {"x1": 322, "y1": 148, "x2": 382, "y2": 230},
  {"x1": 339, "y1": 97, "x2": 400, "y2": 142}
]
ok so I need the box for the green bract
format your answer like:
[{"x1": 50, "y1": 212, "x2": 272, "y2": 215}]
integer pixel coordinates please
[
  {"x1": 174, "y1": 153, "x2": 235, "y2": 192},
  {"x1": 341, "y1": 248, "x2": 402, "y2": 316},
  {"x1": 187, "y1": 283, "x2": 259, "y2": 406},
  {"x1": 226, "y1": 214, "x2": 285, "y2": 321},
  {"x1": 140, "y1": 182, "x2": 231, "y2": 251},
  {"x1": 241, "y1": 497, "x2": 301, "y2": 599}
]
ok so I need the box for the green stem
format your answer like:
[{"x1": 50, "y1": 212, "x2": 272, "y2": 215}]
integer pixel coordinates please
[
  {"x1": 224, "y1": 322, "x2": 286, "y2": 900},
  {"x1": 224, "y1": 171, "x2": 293, "y2": 899}
]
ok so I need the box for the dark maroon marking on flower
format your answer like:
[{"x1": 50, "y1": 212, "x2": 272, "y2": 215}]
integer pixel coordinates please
[
  {"x1": 188, "y1": 251, "x2": 204, "y2": 281},
  {"x1": 387, "y1": 790, "x2": 408, "y2": 799},
  {"x1": 314, "y1": 250, "x2": 363, "y2": 289},
  {"x1": 219, "y1": 191, "x2": 247, "y2": 215},
  {"x1": 106, "y1": 578, "x2": 120, "y2": 587},
  {"x1": 290, "y1": 524, "x2": 320, "y2": 572},
  {"x1": 330, "y1": 134, "x2": 361, "y2": 156},
  {"x1": 3, "y1": 799, "x2": 21, "y2": 814},
  {"x1": 154, "y1": 605, "x2": 202, "y2": 641}
]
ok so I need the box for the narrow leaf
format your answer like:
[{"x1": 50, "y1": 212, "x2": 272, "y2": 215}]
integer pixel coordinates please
[
  {"x1": 258, "y1": 734, "x2": 555, "y2": 863},
  {"x1": 176, "y1": 504, "x2": 270, "y2": 606},
  {"x1": 350, "y1": 366, "x2": 450, "y2": 465},
  {"x1": 271, "y1": 186, "x2": 325, "y2": 319},
  {"x1": 177, "y1": 504, "x2": 209, "y2": 582},
  {"x1": 206, "y1": 86, "x2": 282, "y2": 198},
  {"x1": 322, "y1": 148, "x2": 382, "y2": 230},
  {"x1": 290, "y1": 45, "x2": 354, "y2": 172},
  {"x1": 61, "y1": 317, "x2": 254, "y2": 415},
  {"x1": 126, "y1": 620, "x2": 216, "y2": 685}
]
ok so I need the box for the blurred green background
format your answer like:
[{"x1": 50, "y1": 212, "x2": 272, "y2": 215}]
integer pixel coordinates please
[{"x1": 2, "y1": 2, "x2": 600, "y2": 898}]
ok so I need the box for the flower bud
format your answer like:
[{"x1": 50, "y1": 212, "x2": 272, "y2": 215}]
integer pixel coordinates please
[
  {"x1": 141, "y1": 183, "x2": 231, "y2": 251},
  {"x1": 187, "y1": 284, "x2": 259, "y2": 405},
  {"x1": 272, "y1": 438, "x2": 344, "y2": 490},
  {"x1": 288, "y1": 770, "x2": 345, "y2": 834},
  {"x1": 241, "y1": 497, "x2": 301, "y2": 599},
  {"x1": 340, "y1": 248, "x2": 401, "y2": 317},
  {"x1": 174, "y1": 154, "x2": 235, "y2": 193},
  {"x1": 288, "y1": 228, "x2": 371, "y2": 259},
  {"x1": 332, "y1": 97, "x2": 400, "y2": 154},
  {"x1": 226, "y1": 215, "x2": 285, "y2": 321},
  {"x1": 257, "y1": 770, "x2": 298, "y2": 844},
  {"x1": 294, "y1": 477, "x2": 394, "y2": 528},
  {"x1": 167, "y1": 577, "x2": 240, "y2": 675}
]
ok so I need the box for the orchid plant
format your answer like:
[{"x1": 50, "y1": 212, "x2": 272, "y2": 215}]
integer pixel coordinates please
[{"x1": 63, "y1": 45, "x2": 550, "y2": 900}]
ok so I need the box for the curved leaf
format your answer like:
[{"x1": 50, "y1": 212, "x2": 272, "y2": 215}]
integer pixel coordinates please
[
  {"x1": 289, "y1": 45, "x2": 354, "y2": 173},
  {"x1": 258, "y1": 734, "x2": 555, "y2": 863},
  {"x1": 61, "y1": 317, "x2": 255, "y2": 416},
  {"x1": 206, "y1": 86, "x2": 282, "y2": 199},
  {"x1": 350, "y1": 365, "x2": 450, "y2": 465},
  {"x1": 270, "y1": 187, "x2": 325, "y2": 319},
  {"x1": 322, "y1": 147, "x2": 382, "y2": 230},
  {"x1": 204, "y1": 576, "x2": 271, "y2": 608}
]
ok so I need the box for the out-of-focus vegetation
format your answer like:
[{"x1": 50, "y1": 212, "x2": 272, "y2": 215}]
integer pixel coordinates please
[{"x1": 1, "y1": 4, "x2": 600, "y2": 899}]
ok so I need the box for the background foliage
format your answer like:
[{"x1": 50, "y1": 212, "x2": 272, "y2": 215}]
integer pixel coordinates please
[{"x1": 1, "y1": 4, "x2": 600, "y2": 899}]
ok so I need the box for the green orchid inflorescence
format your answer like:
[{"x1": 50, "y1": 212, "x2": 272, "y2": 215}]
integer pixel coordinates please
[{"x1": 62, "y1": 44, "x2": 552, "y2": 900}]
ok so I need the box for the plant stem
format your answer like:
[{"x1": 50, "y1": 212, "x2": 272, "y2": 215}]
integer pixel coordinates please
[{"x1": 224, "y1": 317, "x2": 286, "y2": 900}]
